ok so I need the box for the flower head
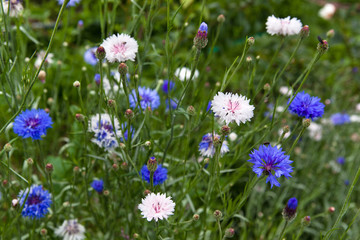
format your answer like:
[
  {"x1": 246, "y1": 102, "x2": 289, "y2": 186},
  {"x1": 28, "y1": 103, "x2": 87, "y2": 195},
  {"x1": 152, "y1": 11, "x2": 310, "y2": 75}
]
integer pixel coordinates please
[
  {"x1": 18, "y1": 185, "x2": 52, "y2": 219},
  {"x1": 199, "y1": 133, "x2": 229, "y2": 158},
  {"x1": 288, "y1": 91, "x2": 325, "y2": 120},
  {"x1": 337, "y1": 157, "x2": 345, "y2": 165},
  {"x1": 211, "y1": 92, "x2": 255, "y2": 125},
  {"x1": 194, "y1": 22, "x2": 208, "y2": 49},
  {"x1": 55, "y1": 219, "x2": 86, "y2": 240},
  {"x1": 282, "y1": 197, "x2": 298, "y2": 221},
  {"x1": 129, "y1": 86, "x2": 160, "y2": 110},
  {"x1": 138, "y1": 193, "x2": 175, "y2": 222},
  {"x1": 319, "y1": 3, "x2": 336, "y2": 20},
  {"x1": 84, "y1": 47, "x2": 98, "y2": 66},
  {"x1": 166, "y1": 98, "x2": 178, "y2": 110},
  {"x1": 330, "y1": 113, "x2": 350, "y2": 125},
  {"x1": 101, "y1": 33, "x2": 138, "y2": 63},
  {"x1": 140, "y1": 164, "x2": 168, "y2": 186},
  {"x1": 89, "y1": 114, "x2": 121, "y2": 150},
  {"x1": 91, "y1": 179, "x2": 104, "y2": 193},
  {"x1": 34, "y1": 50, "x2": 54, "y2": 68},
  {"x1": 248, "y1": 144, "x2": 293, "y2": 188},
  {"x1": 175, "y1": 67, "x2": 199, "y2": 81},
  {"x1": 13, "y1": 109, "x2": 53, "y2": 140},
  {"x1": 58, "y1": 0, "x2": 81, "y2": 7},
  {"x1": 2, "y1": 0, "x2": 23, "y2": 17},
  {"x1": 162, "y1": 80, "x2": 175, "y2": 94},
  {"x1": 266, "y1": 15, "x2": 302, "y2": 36}
]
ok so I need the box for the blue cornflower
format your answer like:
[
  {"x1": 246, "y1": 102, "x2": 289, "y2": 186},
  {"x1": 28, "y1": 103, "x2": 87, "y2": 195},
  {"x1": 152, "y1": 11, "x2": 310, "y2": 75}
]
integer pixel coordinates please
[
  {"x1": 330, "y1": 113, "x2": 350, "y2": 125},
  {"x1": 288, "y1": 91, "x2": 325, "y2": 120},
  {"x1": 129, "y1": 86, "x2": 160, "y2": 110},
  {"x1": 13, "y1": 109, "x2": 53, "y2": 140},
  {"x1": 18, "y1": 185, "x2": 52, "y2": 219},
  {"x1": 84, "y1": 47, "x2": 98, "y2": 66},
  {"x1": 58, "y1": 0, "x2": 81, "y2": 7},
  {"x1": 283, "y1": 197, "x2": 298, "y2": 221},
  {"x1": 162, "y1": 80, "x2": 175, "y2": 94},
  {"x1": 287, "y1": 197, "x2": 298, "y2": 210},
  {"x1": 337, "y1": 157, "x2": 345, "y2": 165},
  {"x1": 166, "y1": 98, "x2": 178, "y2": 110},
  {"x1": 248, "y1": 144, "x2": 293, "y2": 188},
  {"x1": 91, "y1": 179, "x2": 104, "y2": 193},
  {"x1": 140, "y1": 164, "x2": 168, "y2": 186},
  {"x1": 77, "y1": 20, "x2": 84, "y2": 28},
  {"x1": 94, "y1": 74, "x2": 101, "y2": 85},
  {"x1": 199, "y1": 22, "x2": 208, "y2": 33},
  {"x1": 206, "y1": 101, "x2": 212, "y2": 112},
  {"x1": 199, "y1": 133, "x2": 229, "y2": 158}
]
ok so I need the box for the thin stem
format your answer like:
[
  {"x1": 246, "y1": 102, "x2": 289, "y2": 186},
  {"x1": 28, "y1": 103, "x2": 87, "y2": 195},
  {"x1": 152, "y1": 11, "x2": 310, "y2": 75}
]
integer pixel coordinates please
[
  {"x1": 278, "y1": 221, "x2": 288, "y2": 240},
  {"x1": 217, "y1": 219, "x2": 222, "y2": 240},
  {"x1": 288, "y1": 127, "x2": 306, "y2": 155},
  {"x1": 294, "y1": 226, "x2": 304, "y2": 240}
]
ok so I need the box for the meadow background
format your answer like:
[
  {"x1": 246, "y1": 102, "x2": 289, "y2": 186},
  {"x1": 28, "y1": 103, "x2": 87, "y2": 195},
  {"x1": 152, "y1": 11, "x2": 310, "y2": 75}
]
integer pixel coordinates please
[{"x1": 1, "y1": 0, "x2": 360, "y2": 239}]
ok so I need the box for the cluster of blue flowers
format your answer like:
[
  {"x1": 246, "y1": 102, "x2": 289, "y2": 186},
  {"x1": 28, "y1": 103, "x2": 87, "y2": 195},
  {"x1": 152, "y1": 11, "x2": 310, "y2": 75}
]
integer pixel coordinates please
[
  {"x1": 140, "y1": 164, "x2": 168, "y2": 186},
  {"x1": 129, "y1": 86, "x2": 160, "y2": 110}
]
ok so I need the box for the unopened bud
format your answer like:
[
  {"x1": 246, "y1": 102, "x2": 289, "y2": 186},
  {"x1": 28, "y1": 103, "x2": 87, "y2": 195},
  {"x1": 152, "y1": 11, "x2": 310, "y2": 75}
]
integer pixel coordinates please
[
  {"x1": 300, "y1": 25, "x2": 310, "y2": 38},
  {"x1": 108, "y1": 99, "x2": 116, "y2": 108},
  {"x1": 317, "y1": 39, "x2": 329, "y2": 54},
  {"x1": 283, "y1": 125, "x2": 290, "y2": 133},
  {"x1": 247, "y1": 37, "x2": 255, "y2": 46},
  {"x1": 328, "y1": 206, "x2": 335, "y2": 213},
  {"x1": 263, "y1": 83, "x2": 271, "y2": 91},
  {"x1": 38, "y1": 70, "x2": 46, "y2": 83},
  {"x1": 119, "y1": 143, "x2": 126, "y2": 149},
  {"x1": 144, "y1": 189, "x2": 151, "y2": 195},
  {"x1": 221, "y1": 125, "x2": 231, "y2": 135},
  {"x1": 125, "y1": 109, "x2": 134, "y2": 120},
  {"x1": 203, "y1": 158, "x2": 210, "y2": 165},
  {"x1": 147, "y1": 157, "x2": 157, "y2": 172},
  {"x1": 4, "y1": 143, "x2": 12, "y2": 152},
  {"x1": 47, "y1": 97, "x2": 54, "y2": 105},
  {"x1": 246, "y1": 56, "x2": 252, "y2": 62},
  {"x1": 45, "y1": 163, "x2": 53, "y2": 173},
  {"x1": 213, "y1": 210, "x2": 223, "y2": 219},
  {"x1": 73, "y1": 81, "x2": 80, "y2": 88},
  {"x1": 40, "y1": 228, "x2": 47, "y2": 236},
  {"x1": 301, "y1": 216, "x2": 311, "y2": 226},
  {"x1": 144, "y1": 141, "x2": 151, "y2": 147},
  {"x1": 133, "y1": 233, "x2": 139, "y2": 239},
  {"x1": 73, "y1": 166, "x2": 80, "y2": 173},
  {"x1": 213, "y1": 135, "x2": 221, "y2": 147},
  {"x1": 326, "y1": 29, "x2": 335, "y2": 39},
  {"x1": 2, "y1": 180, "x2": 8, "y2": 187},
  {"x1": 75, "y1": 113, "x2": 84, "y2": 122},
  {"x1": 95, "y1": 46, "x2": 106, "y2": 60},
  {"x1": 103, "y1": 190, "x2": 110, "y2": 196},
  {"x1": 12, "y1": 199, "x2": 19, "y2": 208},
  {"x1": 112, "y1": 163, "x2": 119, "y2": 171},
  {"x1": 118, "y1": 62, "x2": 128, "y2": 76},
  {"x1": 302, "y1": 118, "x2": 311, "y2": 128},
  {"x1": 282, "y1": 197, "x2": 298, "y2": 222},
  {"x1": 121, "y1": 162, "x2": 128, "y2": 170},
  {"x1": 27, "y1": 158, "x2": 34, "y2": 165},
  {"x1": 193, "y1": 214, "x2": 200, "y2": 221},
  {"x1": 217, "y1": 14, "x2": 225, "y2": 23},
  {"x1": 187, "y1": 106, "x2": 195, "y2": 116},
  {"x1": 224, "y1": 228, "x2": 235, "y2": 238}
]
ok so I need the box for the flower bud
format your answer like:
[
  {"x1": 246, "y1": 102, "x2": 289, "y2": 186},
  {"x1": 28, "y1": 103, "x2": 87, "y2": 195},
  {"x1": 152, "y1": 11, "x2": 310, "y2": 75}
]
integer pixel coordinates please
[
  {"x1": 213, "y1": 135, "x2": 221, "y2": 147},
  {"x1": 40, "y1": 228, "x2": 47, "y2": 236},
  {"x1": 213, "y1": 210, "x2": 223, "y2": 219},
  {"x1": 229, "y1": 132, "x2": 237, "y2": 141},
  {"x1": 121, "y1": 162, "x2": 128, "y2": 170},
  {"x1": 187, "y1": 106, "x2": 195, "y2": 116},
  {"x1": 108, "y1": 99, "x2": 116, "y2": 108},
  {"x1": 119, "y1": 143, "x2": 126, "y2": 149},
  {"x1": 125, "y1": 109, "x2": 134, "y2": 120},
  {"x1": 221, "y1": 125, "x2": 231, "y2": 135},
  {"x1": 302, "y1": 118, "x2": 311, "y2": 128},
  {"x1": 263, "y1": 83, "x2": 271, "y2": 91},
  {"x1": 194, "y1": 22, "x2": 208, "y2": 49},
  {"x1": 118, "y1": 62, "x2": 128, "y2": 76},
  {"x1": 144, "y1": 189, "x2": 151, "y2": 195},
  {"x1": 4, "y1": 143, "x2": 12, "y2": 152},
  {"x1": 203, "y1": 158, "x2": 210, "y2": 165},
  {"x1": 282, "y1": 197, "x2": 298, "y2": 222},
  {"x1": 317, "y1": 39, "x2": 329, "y2": 54},
  {"x1": 38, "y1": 70, "x2": 46, "y2": 83},
  {"x1": 301, "y1": 216, "x2": 311, "y2": 226},
  {"x1": 224, "y1": 228, "x2": 235, "y2": 238},
  {"x1": 112, "y1": 163, "x2": 119, "y2": 171},
  {"x1": 75, "y1": 113, "x2": 84, "y2": 122},
  {"x1": 77, "y1": 20, "x2": 84, "y2": 29},
  {"x1": 193, "y1": 214, "x2": 200, "y2": 221},
  {"x1": 26, "y1": 158, "x2": 34, "y2": 165},
  {"x1": 326, "y1": 29, "x2": 335, "y2": 39},
  {"x1": 133, "y1": 233, "x2": 139, "y2": 239},
  {"x1": 217, "y1": 14, "x2": 225, "y2": 23},
  {"x1": 2, "y1": 180, "x2": 8, "y2": 187},
  {"x1": 96, "y1": 46, "x2": 106, "y2": 60},
  {"x1": 247, "y1": 37, "x2": 255, "y2": 46},
  {"x1": 147, "y1": 157, "x2": 157, "y2": 172},
  {"x1": 45, "y1": 163, "x2": 53, "y2": 173},
  {"x1": 300, "y1": 25, "x2": 310, "y2": 38},
  {"x1": 283, "y1": 125, "x2": 290, "y2": 133},
  {"x1": 73, "y1": 166, "x2": 80, "y2": 173},
  {"x1": 12, "y1": 199, "x2": 19, "y2": 208},
  {"x1": 103, "y1": 190, "x2": 110, "y2": 196},
  {"x1": 328, "y1": 206, "x2": 335, "y2": 213},
  {"x1": 73, "y1": 81, "x2": 80, "y2": 88},
  {"x1": 144, "y1": 141, "x2": 151, "y2": 147}
]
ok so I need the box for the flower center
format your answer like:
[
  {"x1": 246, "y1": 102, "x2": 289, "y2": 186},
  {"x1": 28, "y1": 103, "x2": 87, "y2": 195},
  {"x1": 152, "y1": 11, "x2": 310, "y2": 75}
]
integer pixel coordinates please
[
  {"x1": 65, "y1": 223, "x2": 79, "y2": 234},
  {"x1": 152, "y1": 202, "x2": 162, "y2": 213},
  {"x1": 227, "y1": 100, "x2": 240, "y2": 113},
  {"x1": 25, "y1": 118, "x2": 40, "y2": 129},
  {"x1": 113, "y1": 42, "x2": 127, "y2": 56},
  {"x1": 27, "y1": 195, "x2": 42, "y2": 205}
]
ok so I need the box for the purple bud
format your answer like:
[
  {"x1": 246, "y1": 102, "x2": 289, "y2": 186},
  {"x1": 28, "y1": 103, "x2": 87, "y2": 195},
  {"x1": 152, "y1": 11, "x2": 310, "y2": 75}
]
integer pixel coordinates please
[{"x1": 199, "y1": 22, "x2": 208, "y2": 33}]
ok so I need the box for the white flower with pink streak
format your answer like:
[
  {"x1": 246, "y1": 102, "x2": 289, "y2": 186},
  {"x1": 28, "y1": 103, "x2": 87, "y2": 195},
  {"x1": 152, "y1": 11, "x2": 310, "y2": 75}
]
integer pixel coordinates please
[
  {"x1": 101, "y1": 33, "x2": 138, "y2": 63},
  {"x1": 138, "y1": 193, "x2": 175, "y2": 222},
  {"x1": 211, "y1": 92, "x2": 255, "y2": 125}
]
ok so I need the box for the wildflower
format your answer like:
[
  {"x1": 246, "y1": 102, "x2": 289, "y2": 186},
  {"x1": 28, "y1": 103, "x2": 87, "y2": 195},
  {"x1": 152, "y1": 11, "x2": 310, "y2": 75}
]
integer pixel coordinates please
[
  {"x1": 18, "y1": 185, "x2": 52, "y2": 219},
  {"x1": 55, "y1": 219, "x2": 86, "y2": 240},
  {"x1": 120, "y1": 122, "x2": 134, "y2": 142},
  {"x1": 337, "y1": 157, "x2": 345, "y2": 165},
  {"x1": 13, "y1": 109, "x2": 53, "y2": 140},
  {"x1": 282, "y1": 197, "x2": 298, "y2": 221},
  {"x1": 194, "y1": 22, "x2": 208, "y2": 49},
  {"x1": 228, "y1": 132, "x2": 238, "y2": 141},
  {"x1": 288, "y1": 91, "x2": 325, "y2": 120},
  {"x1": 166, "y1": 98, "x2": 178, "y2": 110},
  {"x1": 140, "y1": 164, "x2": 168, "y2": 186},
  {"x1": 266, "y1": 15, "x2": 302, "y2": 36},
  {"x1": 162, "y1": 80, "x2": 175, "y2": 94},
  {"x1": 34, "y1": 50, "x2": 54, "y2": 68},
  {"x1": 2, "y1": 0, "x2": 23, "y2": 17},
  {"x1": 279, "y1": 86, "x2": 293, "y2": 96},
  {"x1": 307, "y1": 122, "x2": 322, "y2": 141},
  {"x1": 57, "y1": 0, "x2": 81, "y2": 7},
  {"x1": 89, "y1": 114, "x2": 121, "y2": 150},
  {"x1": 211, "y1": 92, "x2": 255, "y2": 125},
  {"x1": 319, "y1": 3, "x2": 336, "y2": 20},
  {"x1": 302, "y1": 216, "x2": 311, "y2": 227},
  {"x1": 101, "y1": 33, "x2": 138, "y2": 63},
  {"x1": 91, "y1": 179, "x2": 104, "y2": 193},
  {"x1": 138, "y1": 193, "x2": 175, "y2": 222},
  {"x1": 248, "y1": 144, "x2": 293, "y2": 188},
  {"x1": 84, "y1": 47, "x2": 98, "y2": 66},
  {"x1": 330, "y1": 113, "x2": 350, "y2": 125},
  {"x1": 199, "y1": 133, "x2": 229, "y2": 158},
  {"x1": 175, "y1": 67, "x2": 199, "y2": 81},
  {"x1": 129, "y1": 86, "x2": 160, "y2": 110},
  {"x1": 38, "y1": 70, "x2": 46, "y2": 83},
  {"x1": 77, "y1": 20, "x2": 84, "y2": 28}
]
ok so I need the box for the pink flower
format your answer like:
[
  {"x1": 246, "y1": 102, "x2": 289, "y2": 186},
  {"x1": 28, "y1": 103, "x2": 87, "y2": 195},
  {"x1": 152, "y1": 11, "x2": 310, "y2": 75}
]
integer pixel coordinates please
[
  {"x1": 101, "y1": 33, "x2": 138, "y2": 63},
  {"x1": 138, "y1": 193, "x2": 175, "y2": 222}
]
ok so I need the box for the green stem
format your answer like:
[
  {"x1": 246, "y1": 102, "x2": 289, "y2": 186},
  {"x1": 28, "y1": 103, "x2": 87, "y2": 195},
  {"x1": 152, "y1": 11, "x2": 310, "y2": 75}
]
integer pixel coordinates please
[
  {"x1": 217, "y1": 219, "x2": 222, "y2": 240},
  {"x1": 278, "y1": 221, "x2": 288, "y2": 240},
  {"x1": 288, "y1": 126, "x2": 306, "y2": 155},
  {"x1": 294, "y1": 226, "x2": 304, "y2": 240}
]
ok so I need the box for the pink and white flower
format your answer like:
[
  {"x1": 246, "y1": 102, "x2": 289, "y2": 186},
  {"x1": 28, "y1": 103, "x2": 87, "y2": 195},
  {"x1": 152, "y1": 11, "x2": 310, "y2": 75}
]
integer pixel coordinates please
[
  {"x1": 266, "y1": 15, "x2": 302, "y2": 36},
  {"x1": 55, "y1": 219, "x2": 86, "y2": 240},
  {"x1": 101, "y1": 33, "x2": 138, "y2": 63},
  {"x1": 138, "y1": 193, "x2": 175, "y2": 222},
  {"x1": 211, "y1": 92, "x2": 255, "y2": 125},
  {"x1": 319, "y1": 3, "x2": 336, "y2": 20}
]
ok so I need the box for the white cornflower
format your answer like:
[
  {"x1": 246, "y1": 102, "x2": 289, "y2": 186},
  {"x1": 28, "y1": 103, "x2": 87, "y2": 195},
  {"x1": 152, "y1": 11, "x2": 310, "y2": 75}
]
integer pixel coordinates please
[
  {"x1": 279, "y1": 86, "x2": 293, "y2": 96},
  {"x1": 307, "y1": 122, "x2": 322, "y2": 141},
  {"x1": 89, "y1": 114, "x2": 121, "y2": 150},
  {"x1": 2, "y1": 0, "x2": 23, "y2": 17},
  {"x1": 175, "y1": 67, "x2": 199, "y2": 81},
  {"x1": 101, "y1": 33, "x2": 138, "y2": 63},
  {"x1": 319, "y1": 3, "x2": 336, "y2": 20},
  {"x1": 211, "y1": 92, "x2": 255, "y2": 125},
  {"x1": 55, "y1": 219, "x2": 86, "y2": 240},
  {"x1": 266, "y1": 15, "x2": 302, "y2": 36},
  {"x1": 34, "y1": 50, "x2": 54, "y2": 68},
  {"x1": 138, "y1": 193, "x2": 175, "y2": 222},
  {"x1": 229, "y1": 132, "x2": 238, "y2": 141}
]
